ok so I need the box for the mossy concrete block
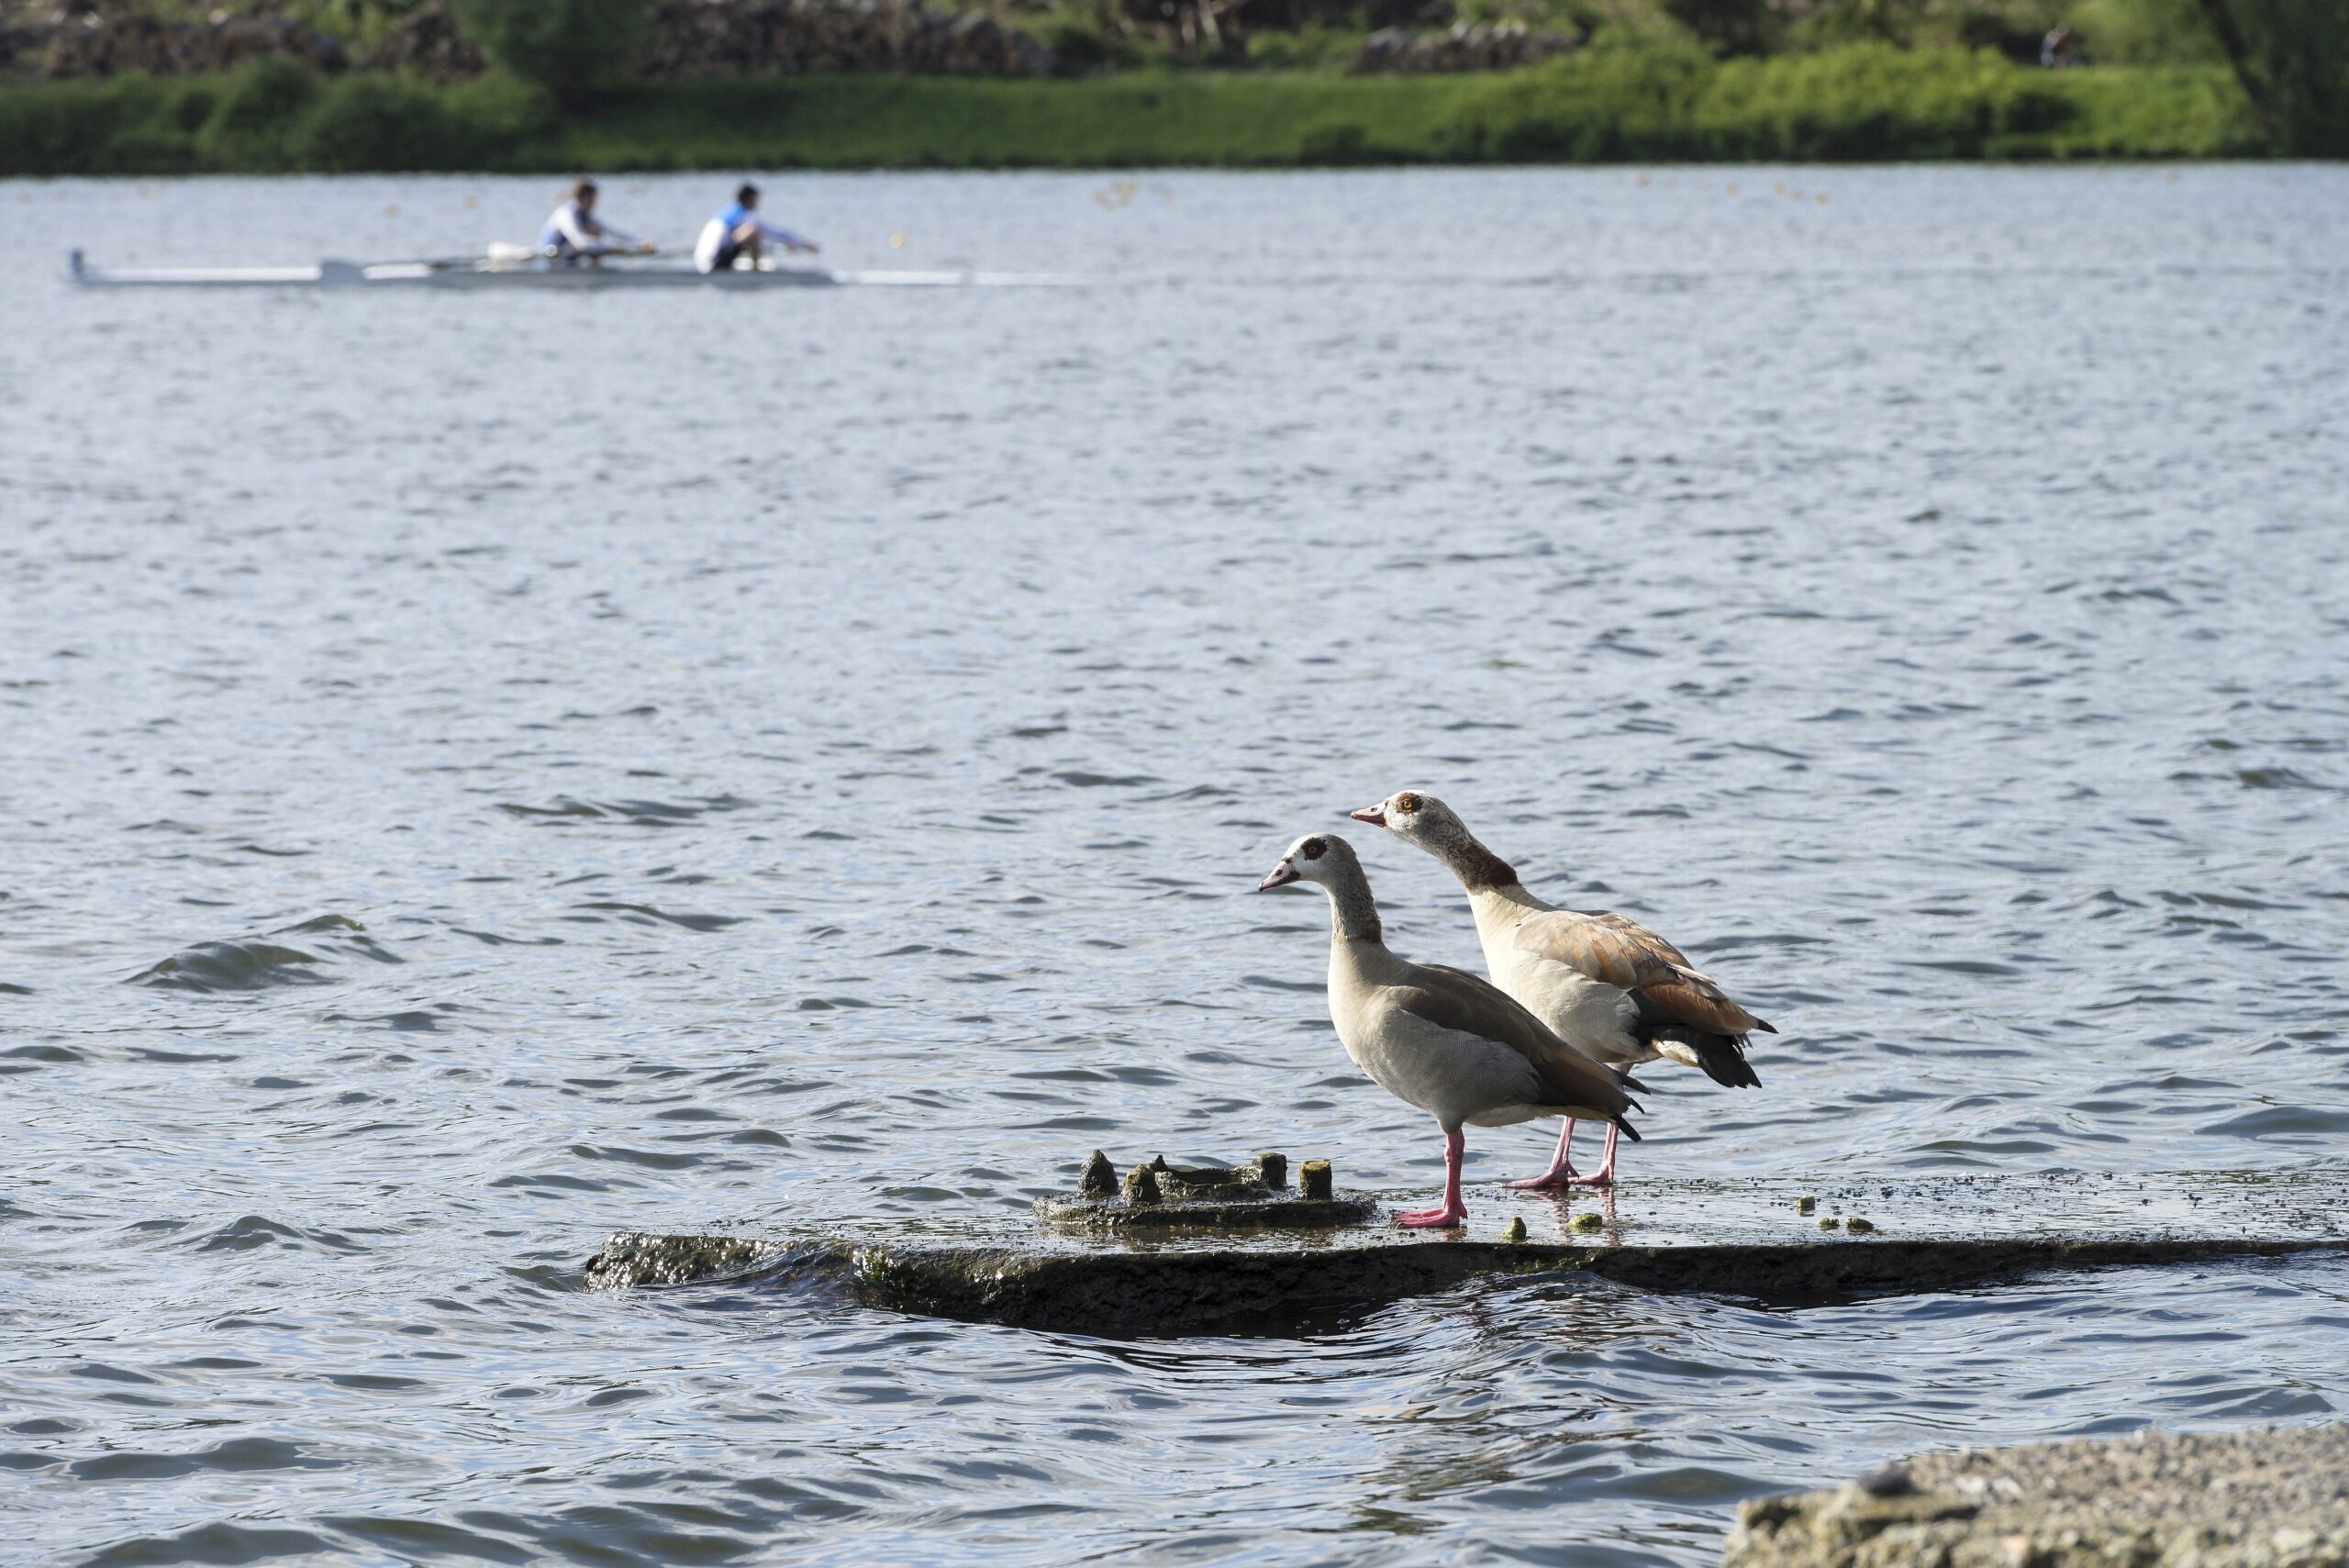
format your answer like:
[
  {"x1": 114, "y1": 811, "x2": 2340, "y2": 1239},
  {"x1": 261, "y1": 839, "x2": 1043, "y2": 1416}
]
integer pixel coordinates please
[
  {"x1": 1121, "y1": 1163, "x2": 1163, "y2": 1207},
  {"x1": 587, "y1": 1169, "x2": 2349, "y2": 1337},
  {"x1": 583, "y1": 1230, "x2": 782, "y2": 1289},
  {"x1": 1299, "y1": 1160, "x2": 1333, "y2": 1201},
  {"x1": 1724, "y1": 1424, "x2": 2349, "y2": 1568},
  {"x1": 1040, "y1": 1149, "x2": 1370, "y2": 1233}
]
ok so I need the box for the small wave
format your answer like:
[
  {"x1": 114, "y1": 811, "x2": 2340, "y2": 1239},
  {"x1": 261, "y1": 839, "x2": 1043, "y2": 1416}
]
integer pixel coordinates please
[
  {"x1": 570, "y1": 902, "x2": 746, "y2": 932},
  {"x1": 1052, "y1": 771, "x2": 1161, "y2": 788},
  {"x1": 2197, "y1": 1105, "x2": 2349, "y2": 1140},
  {"x1": 1, "y1": 1043, "x2": 83, "y2": 1071},
  {"x1": 499, "y1": 795, "x2": 755, "y2": 827},
  {"x1": 132, "y1": 940, "x2": 330, "y2": 993},
  {"x1": 193, "y1": 1215, "x2": 367, "y2": 1255},
  {"x1": 72, "y1": 1524, "x2": 336, "y2": 1563},
  {"x1": 66, "y1": 1436, "x2": 338, "y2": 1482},
  {"x1": 130, "y1": 916, "x2": 398, "y2": 993},
  {"x1": 2168, "y1": 767, "x2": 2336, "y2": 791}
]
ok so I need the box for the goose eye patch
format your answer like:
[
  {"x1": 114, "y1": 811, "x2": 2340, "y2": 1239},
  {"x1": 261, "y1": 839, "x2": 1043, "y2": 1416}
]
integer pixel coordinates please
[
  {"x1": 1300, "y1": 837, "x2": 1328, "y2": 860},
  {"x1": 1395, "y1": 793, "x2": 1423, "y2": 812}
]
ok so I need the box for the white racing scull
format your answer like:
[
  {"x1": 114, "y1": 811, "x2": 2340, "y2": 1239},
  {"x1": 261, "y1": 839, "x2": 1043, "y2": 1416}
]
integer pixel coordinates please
[{"x1": 67, "y1": 247, "x2": 1074, "y2": 291}]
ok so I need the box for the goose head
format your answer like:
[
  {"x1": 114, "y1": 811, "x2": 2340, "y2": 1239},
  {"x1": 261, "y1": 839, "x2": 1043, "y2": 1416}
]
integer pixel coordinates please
[
  {"x1": 1256, "y1": 831, "x2": 1362, "y2": 892},
  {"x1": 1350, "y1": 789, "x2": 1469, "y2": 851}
]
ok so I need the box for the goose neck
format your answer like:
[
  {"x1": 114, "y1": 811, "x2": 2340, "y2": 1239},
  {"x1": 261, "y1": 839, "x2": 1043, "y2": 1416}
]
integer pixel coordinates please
[
  {"x1": 1436, "y1": 831, "x2": 1520, "y2": 895},
  {"x1": 1320, "y1": 865, "x2": 1384, "y2": 947}
]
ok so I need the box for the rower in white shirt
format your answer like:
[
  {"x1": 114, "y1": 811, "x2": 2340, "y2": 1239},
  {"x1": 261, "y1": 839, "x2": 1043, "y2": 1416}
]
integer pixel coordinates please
[
  {"x1": 538, "y1": 179, "x2": 655, "y2": 265},
  {"x1": 694, "y1": 183, "x2": 819, "y2": 274}
]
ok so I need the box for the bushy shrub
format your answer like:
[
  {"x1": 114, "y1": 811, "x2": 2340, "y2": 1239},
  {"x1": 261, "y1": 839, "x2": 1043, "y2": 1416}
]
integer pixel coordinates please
[
  {"x1": 1442, "y1": 38, "x2": 1718, "y2": 160},
  {"x1": 451, "y1": 0, "x2": 650, "y2": 106},
  {"x1": 1047, "y1": 17, "x2": 1110, "y2": 73},
  {"x1": 1297, "y1": 120, "x2": 1386, "y2": 161},
  {"x1": 173, "y1": 86, "x2": 219, "y2": 134},
  {"x1": 1700, "y1": 42, "x2": 2074, "y2": 158},
  {"x1": 292, "y1": 73, "x2": 461, "y2": 170},
  {"x1": 2188, "y1": 0, "x2": 2348, "y2": 152},
  {"x1": 1664, "y1": 0, "x2": 1779, "y2": 56},
  {"x1": 199, "y1": 55, "x2": 321, "y2": 169},
  {"x1": 445, "y1": 72, "x2": 560, "y2": 144},
  {"x1": 2069, "y1": 0, "x2": 2226, "y2": 64},
  {"x1": 0, "y1": 76, "x2": 145, "y2": 174}
]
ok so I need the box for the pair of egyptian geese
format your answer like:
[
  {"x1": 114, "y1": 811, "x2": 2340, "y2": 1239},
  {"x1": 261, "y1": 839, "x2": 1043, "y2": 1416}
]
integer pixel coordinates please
[{"x1": 1257, "y1": 792, "x2": 1775, "y2": 1229}]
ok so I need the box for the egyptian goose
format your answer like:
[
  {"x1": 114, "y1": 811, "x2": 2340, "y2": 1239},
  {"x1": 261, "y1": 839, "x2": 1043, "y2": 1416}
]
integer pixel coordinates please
[
  {"x1": 1255, "y1": 831, "x2": 1642, "y2": 1228},
  {"x1": 1350, "y1": 792, "x2": 1772, "y2": 1189}
]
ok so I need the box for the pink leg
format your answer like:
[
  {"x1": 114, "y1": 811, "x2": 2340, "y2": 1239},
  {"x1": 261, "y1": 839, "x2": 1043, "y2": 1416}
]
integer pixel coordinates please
[
  {"x1": 1566, "y1": 1121, "x2": 1620, "y2": 1188},
  {"x1": 1393, "y1": 1128, "x2": 1468, "y2": 1228},
  {"x1": 1505, "y1": 1119, "x2": 1579, "y2": 1190}
]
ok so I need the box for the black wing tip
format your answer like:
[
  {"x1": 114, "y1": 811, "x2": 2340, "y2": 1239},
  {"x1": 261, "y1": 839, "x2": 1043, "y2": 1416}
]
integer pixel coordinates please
[
  {"x1": 1753, "y1": 1018, "x2": 1778, "y2": 1035},
  {"x1": 1702, "y1": 1058, "x2": 1762, "y2": 1089},
  {"x1": 1613, "y1": 1114, "x2": 1642, "y2": 1144}
]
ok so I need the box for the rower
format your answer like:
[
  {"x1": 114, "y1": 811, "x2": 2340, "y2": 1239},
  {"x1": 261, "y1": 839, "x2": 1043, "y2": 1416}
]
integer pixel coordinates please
[
  {"x1": 694, "y1": 183, "x2": 818, "y2": 274},
  {"x1": 539, "y1": 179, "x2": 654, "y2": 266}
]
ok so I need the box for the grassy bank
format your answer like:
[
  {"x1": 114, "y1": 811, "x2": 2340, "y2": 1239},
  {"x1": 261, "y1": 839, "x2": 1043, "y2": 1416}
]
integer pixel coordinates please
[{"x1": 0, "y1": 46, "x2": 2266, "y2": 176}]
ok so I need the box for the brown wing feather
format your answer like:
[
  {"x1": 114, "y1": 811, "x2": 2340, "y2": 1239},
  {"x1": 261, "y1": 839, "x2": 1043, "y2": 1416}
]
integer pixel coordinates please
[
  {"x1": 1532, "y1": 910, "x2": 1774, "y2": 1036},
  {"x1": 1511, "y1": 910, "x2": 1680, "y2": 990},
  {"x1": 1631, "y1": 978, "x2": 1762, "y2": 1038},
  {"x1": 1590, "y1": 911, "x2": 1695, "y2": 970},
  {"x1": 1393, "y1": 965, "x2": 1634, "y2": 1118}
]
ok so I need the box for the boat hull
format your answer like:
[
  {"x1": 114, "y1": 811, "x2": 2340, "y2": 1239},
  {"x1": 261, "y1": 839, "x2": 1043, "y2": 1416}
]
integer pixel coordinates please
[{"x1": 66, "y1": 250, "x2": 841, "y2": 290}]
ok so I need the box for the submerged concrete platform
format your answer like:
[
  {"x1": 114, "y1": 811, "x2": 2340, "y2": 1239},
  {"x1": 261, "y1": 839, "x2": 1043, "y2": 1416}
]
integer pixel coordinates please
[
  {"x1": 1724, "y1": 1423, "x2": 2349, "y2": 1568},
  {"x1": 584, "y1": 1166, "x2": 2349, "y2": 1337}
]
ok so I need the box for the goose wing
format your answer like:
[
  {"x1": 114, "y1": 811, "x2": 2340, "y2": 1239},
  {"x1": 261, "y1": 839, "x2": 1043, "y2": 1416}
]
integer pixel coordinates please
[
  {"x1": 1392, "y1": 963, "x2": 1638, "y2": 1123},
  {"x1": 1515, "y1": 908, "x2": 1775, "y2": 1038}
]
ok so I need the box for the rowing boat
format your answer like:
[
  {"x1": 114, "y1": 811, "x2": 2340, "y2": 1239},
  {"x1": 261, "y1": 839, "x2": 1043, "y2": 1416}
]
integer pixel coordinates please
[{"x1": 67, "y1": 247, "x2": 841, "y2": 290}]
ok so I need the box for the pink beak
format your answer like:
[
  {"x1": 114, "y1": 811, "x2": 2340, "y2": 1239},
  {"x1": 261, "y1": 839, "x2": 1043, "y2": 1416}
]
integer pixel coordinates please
[
  {"x1": 1257, "y1": 861, "x2": 1299, "y2": 891},
  {"x1": 1349, "y1": 805, "x2": 1386, "y2": 826}
]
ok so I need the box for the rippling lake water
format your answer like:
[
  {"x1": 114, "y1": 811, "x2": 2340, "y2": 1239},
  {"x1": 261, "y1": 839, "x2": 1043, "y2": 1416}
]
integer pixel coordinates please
[{"x1": 5, "y1": 165, "x2": 2347, "y2": 1567}]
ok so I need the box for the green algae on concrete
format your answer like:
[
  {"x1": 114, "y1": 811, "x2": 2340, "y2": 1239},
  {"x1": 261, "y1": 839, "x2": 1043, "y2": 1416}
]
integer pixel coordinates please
[
  {"x1": 1299, "y1": 1160, "x2": 1333, "y2": 1202},
  {"x1": 1723, "y1": 1423, "x2": 2349, "y2": 1568}
]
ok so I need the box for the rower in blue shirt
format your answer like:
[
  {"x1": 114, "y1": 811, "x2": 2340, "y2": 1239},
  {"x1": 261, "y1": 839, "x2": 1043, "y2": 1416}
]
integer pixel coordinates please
[{"x1": 694, "y1": 183, "x2": 819, "y2": 274}]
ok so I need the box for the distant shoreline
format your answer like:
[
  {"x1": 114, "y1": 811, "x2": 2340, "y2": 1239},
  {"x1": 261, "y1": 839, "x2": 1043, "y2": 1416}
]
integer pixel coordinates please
[{"x1": 0, "y1": 52, "x2": 2269, "y2": 177}]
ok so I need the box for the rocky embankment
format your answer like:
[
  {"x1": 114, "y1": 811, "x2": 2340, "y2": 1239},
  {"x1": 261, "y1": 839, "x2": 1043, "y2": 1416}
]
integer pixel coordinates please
[
  {"x1": 1350, "y1": 20, "x2": 1575, "y2": 73},
  {"x1": 0, "y1": 0, "x2": 1542, "y2": 79},
  {"x1": 0, "y1": 0, "x2": 1059, "y2": 78},
  {"x1": 640, "y1": 0, "x2": 1055, "y2": 79},
  {"x1": 1, "y1": 10, "x2": 350, "y2": 76},
  {"x1": 1727, "y1": 1425, "x2": 2349, "y2": 1568}
]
